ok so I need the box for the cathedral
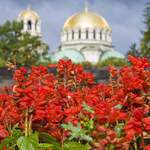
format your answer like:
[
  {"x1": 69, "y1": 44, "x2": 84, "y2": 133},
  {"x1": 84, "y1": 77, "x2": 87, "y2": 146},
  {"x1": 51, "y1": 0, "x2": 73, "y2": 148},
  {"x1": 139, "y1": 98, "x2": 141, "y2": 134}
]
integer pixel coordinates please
[{"x1": 17, "y1": 4, "x2": 124, "y2": 64}]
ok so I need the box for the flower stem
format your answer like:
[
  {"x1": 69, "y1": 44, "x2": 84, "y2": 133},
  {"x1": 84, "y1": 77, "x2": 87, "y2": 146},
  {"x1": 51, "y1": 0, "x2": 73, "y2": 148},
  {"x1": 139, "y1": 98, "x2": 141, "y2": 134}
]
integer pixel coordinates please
[
  {"x1": 133, "y1": 136, "x2": 138, "y2": 150},
  {"x1": 61, "y1": 129, "x2": 64, "y2": 147},
  {"x1": 141, "y1": 132, "x2": 145, "y2": 150},
  {"x1": 25, "y1": 108, "x2": 29, "y2": 137},
  {"x1": 29, "y1": 114, "x2": 33, "y2": 135}
]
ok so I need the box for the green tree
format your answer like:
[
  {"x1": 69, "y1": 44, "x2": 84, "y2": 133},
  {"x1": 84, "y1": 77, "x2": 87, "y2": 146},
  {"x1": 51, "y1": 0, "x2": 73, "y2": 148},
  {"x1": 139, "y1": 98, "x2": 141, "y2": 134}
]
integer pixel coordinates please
[
  {"x1": 126, "y1": 43, "x2": 140, "y2": 57},
  {"x1": 140, "y1": 2, "x2": 150, "y2": 58},
  {"x1": 97, "y1": 57, "x2": 128, "y2": 67},
  {"x1": 0, "y1": 20, "x2": 49, "y2": 66},
  {"x1": 126, "y1": 3, "x2": 150, "y2": 58}
]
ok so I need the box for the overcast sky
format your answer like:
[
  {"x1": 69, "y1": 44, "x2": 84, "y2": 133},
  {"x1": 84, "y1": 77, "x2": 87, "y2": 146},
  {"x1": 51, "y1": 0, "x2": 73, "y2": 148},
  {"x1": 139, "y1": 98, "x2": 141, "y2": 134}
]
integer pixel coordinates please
[{"x1": 0, "y1": 0, "x2": 148, "y2": 55}]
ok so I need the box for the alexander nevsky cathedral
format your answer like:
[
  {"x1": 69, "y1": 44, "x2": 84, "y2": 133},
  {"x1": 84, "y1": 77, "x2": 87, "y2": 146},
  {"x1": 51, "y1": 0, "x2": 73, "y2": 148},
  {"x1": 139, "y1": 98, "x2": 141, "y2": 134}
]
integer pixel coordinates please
[{"x1": 17, "y1": 3, "x2": 125, "y2": 64}]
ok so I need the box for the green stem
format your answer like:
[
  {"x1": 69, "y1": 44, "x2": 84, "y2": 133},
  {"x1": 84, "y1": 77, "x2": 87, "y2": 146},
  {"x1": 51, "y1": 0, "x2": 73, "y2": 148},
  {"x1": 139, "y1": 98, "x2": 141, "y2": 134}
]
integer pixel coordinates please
[
  {"x1": 29, "y1": 114, "x2": 33, "y2": 135},
  {"x1": 25, "y1": 108, "x2": 29, "y2": 137},
  {"x1": 116, "y1": 120, "x2": 119, "y2": 125},
  {"x1": 141, "y1": 132, "x2": 145, "y2": 150},
  {"x1": 133, "y1": 136, "x2": 138, "y2": 150},
  {"x1": 61, "y1": 129, "x2": 64, "y2": 147}
]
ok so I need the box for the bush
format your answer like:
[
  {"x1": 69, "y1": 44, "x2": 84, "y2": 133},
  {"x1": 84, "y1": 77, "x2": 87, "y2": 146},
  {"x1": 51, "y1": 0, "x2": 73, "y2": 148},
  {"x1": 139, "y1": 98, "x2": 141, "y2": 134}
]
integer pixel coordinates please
[
  {"x1": 0, "y1": 58, "x2": 6, "y2": 66},
  {"x1": 0, "y1": 56, "x2": 150, "y2": 150},
  {"x1": 98, "y1": 57, "x2": 129, "y2": 67}
]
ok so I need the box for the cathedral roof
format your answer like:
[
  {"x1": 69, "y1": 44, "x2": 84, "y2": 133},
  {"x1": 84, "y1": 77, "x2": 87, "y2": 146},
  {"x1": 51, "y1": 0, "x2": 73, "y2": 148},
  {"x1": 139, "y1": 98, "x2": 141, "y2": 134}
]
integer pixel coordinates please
[
  {"x1": 63, "y1": 3, "x2": 110, "y2": 30},
  {"x1": 18, "y1": 6, "x2": 39, "y2": 20},
  {"x1": 51, "y1": 49, "x2": 85, "y2": 63},
  {"x1": 99, "y1": 50, "x2": 125, "y2": 62},
  {"x1": 80, "y1": 46, "x2": 103, "y2": 52}
]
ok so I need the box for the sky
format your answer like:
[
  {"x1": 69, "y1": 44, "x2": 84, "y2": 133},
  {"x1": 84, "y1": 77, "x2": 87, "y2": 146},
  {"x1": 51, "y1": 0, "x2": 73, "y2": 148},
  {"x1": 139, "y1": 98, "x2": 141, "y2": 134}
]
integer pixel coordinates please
[{"x1": 0, "y1": 0, "x2": 148, "y2": 55}]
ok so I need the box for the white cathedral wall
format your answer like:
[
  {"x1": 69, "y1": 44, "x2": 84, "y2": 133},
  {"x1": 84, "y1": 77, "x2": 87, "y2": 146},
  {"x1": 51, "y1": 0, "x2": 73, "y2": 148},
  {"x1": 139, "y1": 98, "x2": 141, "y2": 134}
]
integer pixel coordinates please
[
  {"x1": 61, "y1": 28, "x2": 112, "y2": 43},
  {"x1": 68, "y1": 29, "x2": 72, "y2": 41},
  {"x1": 101, "y1": 30, "x2": 106, "y2": 41},
  {"x1": 81, "y1": 28, "x2": 86, "y2": 40},
  {"x1": 107, "y1": 31, "x2": 112, "y2": 43},
  {"x1": 81, "y1": 50, "x2": 101, "y2": 64},
  {"x1": 17, "y1": 17, "x2": 41, "y2": 37},
  {"x1": 95, "y1": 29, "x2": 100, "y2": 40},
  {"x1": 61, "y1": 28, "x2": 114, "y2": 55},
  {"x1": 74, "y1": 29, "x2": 79, "y2": 40},
  {"x1": 36, "y1": 21, "x2": 41, "y2": 34},
  {"x1": 61, "y1": 39, "x2": 113, "y2": 51},
  {"x1": 88, "y1": 28, "x2": 93, "y2": 40}
]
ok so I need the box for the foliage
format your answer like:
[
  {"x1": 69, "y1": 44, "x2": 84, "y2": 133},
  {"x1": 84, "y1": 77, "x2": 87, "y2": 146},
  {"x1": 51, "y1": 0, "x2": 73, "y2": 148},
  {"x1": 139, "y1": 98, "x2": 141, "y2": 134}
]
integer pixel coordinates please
[
  {"x1": 63, "y1": 142, "x2": 90, "y2": 150},
  {"x1": 126, "y1": 43, "x2": 140, "y2": 57},
  {"x1": 62, "y1": 122, "x2": 93, "y2": 142},
  {"x1": 97, "y1": 57, "x2": 128, "y2": 67},
  {"x1": 0, "y1": 20, "x2": 49, "y2": 66},
  {"x1": 140, "y1": 2, "x2": 150, "y2": 58},
  {"x1": 0, "y1": 58, "x2": 5, "y2": 67},
  {"x1": 79, "y1": 61, "x2": 94, "y2": 68},
  {"x1": 0, "y1": 125, "x2": 24, "y2": 150},
  {"x1": 126, "y1": 3, "x2": 150, "y2": 59},
  {"x1": 38, "y1": 132, "x2": 62, "y2": 150},
  {"x1": 1, "y1": 57, "x2": 150, "y2": 149},
  {"x1": 78, "y1": 57, "x2": 128, "y2": 68}
]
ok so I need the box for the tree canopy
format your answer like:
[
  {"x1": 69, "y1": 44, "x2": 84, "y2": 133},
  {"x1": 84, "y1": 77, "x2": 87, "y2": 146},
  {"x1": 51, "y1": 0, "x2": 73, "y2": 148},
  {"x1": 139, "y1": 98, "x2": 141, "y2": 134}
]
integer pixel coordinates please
[
  {"x1": 127, "y1": 3, "x2": 150, "y2": 59},
  {"x1": 0, "y1": 20, "x2": 49, "y2": 66},
  {"x1": 140, "y1": 2, "x2": 150, "y2": 58},
  {"x1": 126, "y1": 43, "x2": 140, "y2": 57}
]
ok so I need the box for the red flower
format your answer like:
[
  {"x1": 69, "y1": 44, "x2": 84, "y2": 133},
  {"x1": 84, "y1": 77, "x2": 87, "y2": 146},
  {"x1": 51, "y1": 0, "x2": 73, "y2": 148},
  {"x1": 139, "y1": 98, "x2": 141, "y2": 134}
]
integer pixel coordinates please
[
  {"x1": 145, "y1": 145, "x2": 150, "y2": 150},
  {"x1": 48, "y1": 64, "x2": 58, "y2": 68},
  {"x1": 0, "y1": 129, "x2": 8, "y2": 139},
  {"x1": 108, "y1": 65, "x2": 118, "y2": 77}
]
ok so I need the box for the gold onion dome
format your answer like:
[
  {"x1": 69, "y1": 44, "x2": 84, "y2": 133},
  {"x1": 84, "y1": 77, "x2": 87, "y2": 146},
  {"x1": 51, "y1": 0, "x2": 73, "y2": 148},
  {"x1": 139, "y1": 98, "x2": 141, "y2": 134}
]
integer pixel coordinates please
[
  {"x1": 63, "y1": 3, "x2": 110, "y2": 30},
  {"x1": 18, "y1": 5, "x2": 39, "y2": 20}
]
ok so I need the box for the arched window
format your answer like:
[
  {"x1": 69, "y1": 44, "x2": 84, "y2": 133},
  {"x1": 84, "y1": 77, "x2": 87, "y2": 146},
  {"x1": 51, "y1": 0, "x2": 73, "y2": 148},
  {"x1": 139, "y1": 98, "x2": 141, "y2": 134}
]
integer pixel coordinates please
[
  {"x1": 105, "y1": 32, "x2": 107, "y2": 41},
  {"x1": 27, "y1": 20, "x2": 32, "y2": 30},
  {"x1": 86, "y1": 30, "x2": 88, "y2": 39},
  {"x1": 21, "y1": 20, "x2": 24, "y2": 30},
  {"x1": 93, "y1": 30, "x2": 96, "y2": 39},
  {"x1": 79, "y1": 30, "x2": 81, "y2": 39},
  {"x1": 66, "y1": 31, "x2": 69, "y2": 41},
  {"x1": 35, "y1": 20, "x2": 38, "y2": 31},
  {"x1": 72, "y1": 31, "x2": 74, "y2": 40},
  {"x1": 100, "y1": 31, "x2": 102, "y2": 40}
]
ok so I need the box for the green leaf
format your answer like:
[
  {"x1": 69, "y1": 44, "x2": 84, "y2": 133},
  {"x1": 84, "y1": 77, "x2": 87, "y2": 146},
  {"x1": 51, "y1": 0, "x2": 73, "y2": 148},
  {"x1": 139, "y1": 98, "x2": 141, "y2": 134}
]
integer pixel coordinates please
[
  {"x1": 98, "y1": 134, "x2": 106, "y2": 139},
  {"x1": 9, "y1": 144, "x2": 16, "y2": 150},
  {"x1": 39, "y1": 143, "x2": 53, "y2": 148},
  {"x1": 63, "y1": 122, "x2": 82, "y2": 140},
  {"x1": 38, "y1": 132, "x2": 61, "y2": 150},
  {"x1": 12, "y1": 123, "x2": 19, "y2": 129},
  {"x1": 64, "y1": 142, "x2": 90, "y2": 150},
  {"x1": 0, "y1": 136, "x2": 14, "y2": 150},
  {"x1": 114, "y1": 123, "x2": 124, "y2": 138},
  {"x1": 17, "y1": 133, "x2": 39, "y2": 150},
  {"x1": 0, "y1": 128, "x2": 24, "y2": 150},
  {"x1": 104, "y1": 123, "x2": 109, "y2": 128},
  {"x1": 82, "y1": 101, "x2": 94, "y2": 113},
  {"x1": 114, "y1": 104, "x2": 122, "y2": 109},
  {"x1": 62, "y1": 122, "x2": 93, "y2": 142},
  {"x1": 80, "y1": 133, "x2": 93, "y2": 142},
  {"x1": 109, "y1": 144, "x2": 115, "y2": 150}
]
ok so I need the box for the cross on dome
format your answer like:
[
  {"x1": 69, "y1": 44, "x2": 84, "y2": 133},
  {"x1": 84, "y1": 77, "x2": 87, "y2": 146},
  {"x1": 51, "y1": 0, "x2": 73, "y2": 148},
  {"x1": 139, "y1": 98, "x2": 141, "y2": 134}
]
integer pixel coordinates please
[
  {"x1": 17, "y1": 5, "x2": 41, "y2": 37},
  {"x1": 27, "y1": 4, "x2": 31, "y2": 10},
  {"x1": 85, "y1": 2, "x2": 88, "y2": 13}
]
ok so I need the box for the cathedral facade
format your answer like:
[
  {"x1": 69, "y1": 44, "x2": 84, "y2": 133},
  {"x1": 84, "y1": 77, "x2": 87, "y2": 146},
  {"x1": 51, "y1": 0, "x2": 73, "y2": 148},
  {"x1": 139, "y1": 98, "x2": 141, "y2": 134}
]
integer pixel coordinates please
[
  {"x1": 17, "y1": 6, "x2": 41, "y2": 37},
  {"x1": 17, "y1": 4, "x2": 124, "y2": 64}
]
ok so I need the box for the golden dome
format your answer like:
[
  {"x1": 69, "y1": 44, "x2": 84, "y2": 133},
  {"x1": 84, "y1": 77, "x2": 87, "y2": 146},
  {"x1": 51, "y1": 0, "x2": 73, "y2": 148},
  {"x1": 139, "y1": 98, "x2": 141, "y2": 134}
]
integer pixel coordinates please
[
  {"x1": 63, "y1": 4, "x2": 110, "y2": 30},
  {"x1": 18, "y1": 6, "x2": 39, "y2": 20}
]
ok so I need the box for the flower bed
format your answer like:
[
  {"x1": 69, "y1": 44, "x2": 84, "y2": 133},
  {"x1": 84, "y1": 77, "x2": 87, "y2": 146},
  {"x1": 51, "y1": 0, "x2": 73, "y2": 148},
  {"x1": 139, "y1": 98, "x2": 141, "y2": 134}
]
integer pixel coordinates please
[{"x1": 0, "y1": 56, "x2": 150, "y2": 150}]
